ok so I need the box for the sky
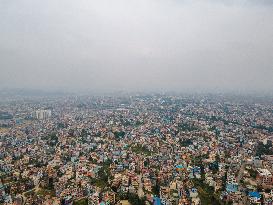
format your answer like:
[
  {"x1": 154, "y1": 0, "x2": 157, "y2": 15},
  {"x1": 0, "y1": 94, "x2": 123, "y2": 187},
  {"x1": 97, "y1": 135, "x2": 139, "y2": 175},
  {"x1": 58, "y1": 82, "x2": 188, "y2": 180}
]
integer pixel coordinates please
[{"x1": 0, "y1": 0, "x2": 273, "y2": 93}]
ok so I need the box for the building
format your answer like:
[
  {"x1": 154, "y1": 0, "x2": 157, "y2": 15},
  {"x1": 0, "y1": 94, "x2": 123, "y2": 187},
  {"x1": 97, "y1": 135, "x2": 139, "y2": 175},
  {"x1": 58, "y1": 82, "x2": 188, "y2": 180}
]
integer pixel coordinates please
[
  {"x1": 248, "y1": 192, "x2": 261, "y2": 204},
  {"x1": 256, "y1": 168, "x2": 273, "y2": 187},
  {"x1": 35, "y1": 109, "x2": 52, "y2": 120}
]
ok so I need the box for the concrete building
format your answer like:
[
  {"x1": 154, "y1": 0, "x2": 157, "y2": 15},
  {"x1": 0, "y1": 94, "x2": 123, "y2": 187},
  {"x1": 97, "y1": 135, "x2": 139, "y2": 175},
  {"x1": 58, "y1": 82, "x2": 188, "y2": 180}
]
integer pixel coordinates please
[{"x1": 35, "y1": 109, "x2": 52, "y2": 120}]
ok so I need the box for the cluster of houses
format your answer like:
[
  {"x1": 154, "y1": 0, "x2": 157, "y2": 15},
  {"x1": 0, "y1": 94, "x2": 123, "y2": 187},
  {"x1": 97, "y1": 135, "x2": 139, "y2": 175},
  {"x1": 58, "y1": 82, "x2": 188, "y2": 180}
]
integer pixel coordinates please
[{"x1": 0, "y1": 94, "x2": 272, "y2": 204}]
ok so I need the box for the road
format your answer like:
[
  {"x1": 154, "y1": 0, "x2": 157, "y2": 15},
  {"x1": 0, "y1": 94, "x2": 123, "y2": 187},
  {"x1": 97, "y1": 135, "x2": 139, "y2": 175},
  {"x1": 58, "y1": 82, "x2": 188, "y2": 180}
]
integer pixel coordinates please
[
  {"x1": 137, "y1": 174, "x2": 144, "y2": 198},
  {"x1": 21, "y1": 181, "x2": 41, "y2": 204}
]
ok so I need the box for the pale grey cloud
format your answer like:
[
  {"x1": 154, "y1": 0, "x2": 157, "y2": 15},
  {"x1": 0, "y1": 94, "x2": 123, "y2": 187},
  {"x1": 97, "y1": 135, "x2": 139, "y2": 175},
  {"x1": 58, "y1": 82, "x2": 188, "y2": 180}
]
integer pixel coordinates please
[{"x1": 0, "y1": 0, "x2": 273, "y2": 93}]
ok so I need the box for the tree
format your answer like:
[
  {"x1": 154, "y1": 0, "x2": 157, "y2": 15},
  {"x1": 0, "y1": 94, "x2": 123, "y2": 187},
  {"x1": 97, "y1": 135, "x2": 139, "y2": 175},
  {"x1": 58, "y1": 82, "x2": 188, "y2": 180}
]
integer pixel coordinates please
[{"x1": 128, "y1": 193, "x2": 146, "y2": 205}]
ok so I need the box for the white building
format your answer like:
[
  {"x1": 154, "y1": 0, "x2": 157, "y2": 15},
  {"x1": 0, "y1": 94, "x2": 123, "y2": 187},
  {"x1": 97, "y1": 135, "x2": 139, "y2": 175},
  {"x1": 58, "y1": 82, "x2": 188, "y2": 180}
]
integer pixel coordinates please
[{"x1": 35, "y1": 109, "x2": 52, "y2": 120}]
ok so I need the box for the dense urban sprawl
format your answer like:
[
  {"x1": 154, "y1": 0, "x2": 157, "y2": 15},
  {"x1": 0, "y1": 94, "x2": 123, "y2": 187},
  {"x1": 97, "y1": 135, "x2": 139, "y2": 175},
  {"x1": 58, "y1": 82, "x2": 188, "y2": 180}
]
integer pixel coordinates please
[{"x1": 0, "y1": 94, "x2": 272, "y2": 205}]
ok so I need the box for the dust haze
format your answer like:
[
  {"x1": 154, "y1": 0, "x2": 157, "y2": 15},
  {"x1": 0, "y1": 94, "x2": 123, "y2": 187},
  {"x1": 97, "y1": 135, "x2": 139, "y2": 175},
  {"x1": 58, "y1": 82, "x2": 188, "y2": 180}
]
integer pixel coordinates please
[{"x1": 1, "y1": 0, "x2": 273, "y2": 93}]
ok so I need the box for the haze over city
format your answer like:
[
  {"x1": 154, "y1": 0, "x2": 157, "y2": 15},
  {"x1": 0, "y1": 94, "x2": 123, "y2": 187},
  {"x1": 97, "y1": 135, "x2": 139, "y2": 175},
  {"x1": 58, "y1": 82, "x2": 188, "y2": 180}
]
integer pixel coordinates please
[
  {"x1": 1, "y1": 0, "x2": 273, "y2": 93},
  {"x1": 1, "y1": 1, "x2": 273, "y2": 205}
]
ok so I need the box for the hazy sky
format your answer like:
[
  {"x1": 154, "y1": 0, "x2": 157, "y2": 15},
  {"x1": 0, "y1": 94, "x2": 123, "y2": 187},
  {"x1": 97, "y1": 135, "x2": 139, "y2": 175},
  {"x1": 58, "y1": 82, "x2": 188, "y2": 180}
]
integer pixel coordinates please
[{"x1": 1, "y1": 0, "x2": 273, "y2": 93}]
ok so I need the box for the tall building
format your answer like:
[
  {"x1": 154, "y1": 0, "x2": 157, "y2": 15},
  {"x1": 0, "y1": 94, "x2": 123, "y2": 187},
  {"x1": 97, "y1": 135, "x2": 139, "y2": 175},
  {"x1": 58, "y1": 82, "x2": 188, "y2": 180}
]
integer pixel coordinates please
[
  {"x1": 256, "y1": 168, "x2": 273, "y2": 187},
  {"x1": 35, "y1": 109, "x2": 52, "y2": 120}
]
